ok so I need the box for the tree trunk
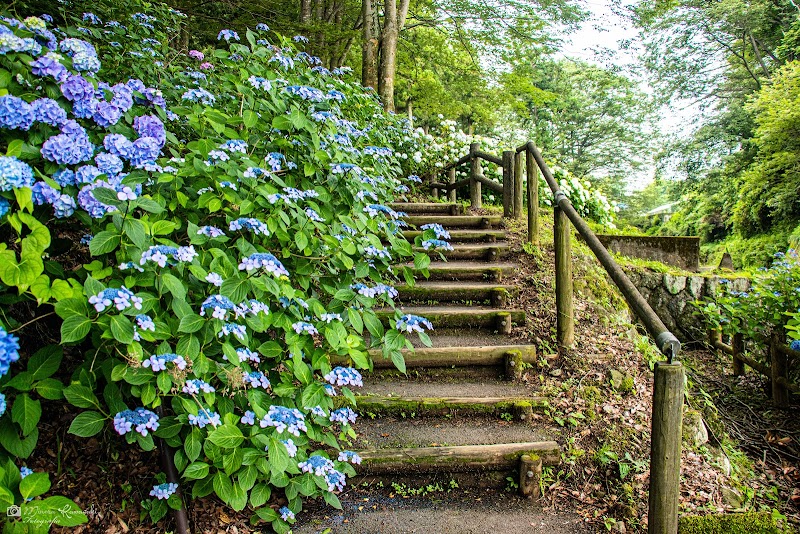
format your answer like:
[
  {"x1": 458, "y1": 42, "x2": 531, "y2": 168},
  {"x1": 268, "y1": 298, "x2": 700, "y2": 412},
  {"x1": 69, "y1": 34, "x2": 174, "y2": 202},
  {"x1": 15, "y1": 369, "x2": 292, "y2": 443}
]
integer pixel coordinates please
[
  {"x1": 361, "y1": 0, "x2": 378, "y2": 89},
  {"x1": 300, "y1": 0, "x2": 312, "y2": 24},
  {"x1": 377, "y1": 0, "x2": 410, "y2": 112},
  {"x1": 406, "y1": 99, "x2": 413, "y2": 127}
]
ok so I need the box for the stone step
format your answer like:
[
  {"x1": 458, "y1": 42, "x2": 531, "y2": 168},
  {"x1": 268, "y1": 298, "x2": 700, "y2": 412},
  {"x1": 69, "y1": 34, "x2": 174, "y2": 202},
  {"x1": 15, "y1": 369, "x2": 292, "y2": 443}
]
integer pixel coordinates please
[
  {"x1": 415, "y1": 242, "x2": 511, "y2": 261},
  {"x1": 398, "y1": 281, "x2": 518, "y2": 306},
  {"x1": 352, "y1": 395, "x2": 548, "y2": 419},
  {"x1": 389, "y1": 202, "x2": 465, "y2": 215},
  {"x1": 357, "y1": 441, "x2": 561, "y2": 475},
  {"x1": 403, "y1": 229, "x2": 506, "y2": 243},
  {"x1": 376, "y1": 306, "x2": 526, "y2": 333},
  {"x1": 414, "y1": 261, "x2": 517, "y2": 282},
  {"x1": 404, "y1": 215, "x2": 503, "y2": 229},
  {"x1": 339, "y1": 343, "x2": 536, "y2": 369}
]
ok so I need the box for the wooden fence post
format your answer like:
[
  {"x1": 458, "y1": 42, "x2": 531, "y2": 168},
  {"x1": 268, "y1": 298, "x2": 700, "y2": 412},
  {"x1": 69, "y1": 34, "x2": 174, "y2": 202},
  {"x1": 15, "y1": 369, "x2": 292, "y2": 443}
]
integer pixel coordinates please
[
  {"x1": 732, "y1": 333, "x2": 744, "y2": 376},
  {"x1": 526, "y1": 148, "x2": 539, "y2": 246},
  {"x1": 770, "y1": 333, "x2": 789, "y2": 408},
  {"x1": 514, "y1": 151, "x2": 523, "y2": 219},
  {"x1": 448, "y1": 167, "x2": 456, "y2": 203},
  {"x1": 648, "y1": 362, "x2": 684, "y2": 534},
  {"x1": 469, "y1": 142, "x2": 482, "y2": 209},
  {"x1": 554, "y1": 206, "x2": 574, "y2": 347},
  {"x1": 502, "y1": 150, "x2": 514, "y2": 218}
]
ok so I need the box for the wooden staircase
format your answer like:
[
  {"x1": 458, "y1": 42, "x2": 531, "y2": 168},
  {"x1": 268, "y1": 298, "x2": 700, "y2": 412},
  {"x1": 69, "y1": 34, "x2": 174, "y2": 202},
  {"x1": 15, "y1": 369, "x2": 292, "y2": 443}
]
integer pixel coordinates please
[{"x1": 350, "y1": 202, "x2": 561, "y2": 494}]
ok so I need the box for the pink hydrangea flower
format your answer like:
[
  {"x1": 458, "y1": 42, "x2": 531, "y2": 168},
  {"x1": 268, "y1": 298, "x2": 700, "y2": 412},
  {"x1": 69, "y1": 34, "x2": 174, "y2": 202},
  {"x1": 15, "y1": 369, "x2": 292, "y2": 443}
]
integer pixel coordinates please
[
  {"x1": 188, "y1": 50, "x2": 204, "y2": 61},
  {"x1": 199, "y1": 62, "x2": 213, "y2": 70}
]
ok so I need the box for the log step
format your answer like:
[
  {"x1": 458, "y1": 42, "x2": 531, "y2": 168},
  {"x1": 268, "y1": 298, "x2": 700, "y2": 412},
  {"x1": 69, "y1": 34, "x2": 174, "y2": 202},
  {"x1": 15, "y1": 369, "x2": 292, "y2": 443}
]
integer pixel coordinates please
[
  {"x1": 339, "y1": 344, "x2": 536, "y2": 369},
  {"x1": 398, "y1": 281, "x2": 518, "y2": 305},
  {"x1": 351, "y1": 395, "x2": 549, "y2": 418},
  {"x1": 358, "y1": 441, "x2": 561, "y2": 475},
  {"x1": 389, "y1": 202, "x2": 465, "y2": 215},
  {"x1": 376, "y1": 306, "x2": 526, "y2": 332},
  {"x1": 416, "y1": 261, "x2": 517, "y2": 282},
  {"x1": 403, "y1": 229, "x2": 505, "y2": 243},
  {"x1": 414, "y1": 242, "x2": 510, "y2": 261},
  {"x1": 404, "y1": 215, "x2": 503, "y2": 229}
]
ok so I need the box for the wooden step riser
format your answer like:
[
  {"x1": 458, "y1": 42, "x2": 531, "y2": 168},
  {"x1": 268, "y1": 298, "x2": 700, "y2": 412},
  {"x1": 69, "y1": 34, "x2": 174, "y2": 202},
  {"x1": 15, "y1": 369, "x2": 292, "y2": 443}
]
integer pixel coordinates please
[
  {"x1": 376, "y1": 310, "x2": 525, "y2": 332},
  {"x1": 404, "y1": 216, "x2": 502, "y2": 229},
  {"x1": 352, "y1": 396, "x2": 548, "y2": 419},
  {"x1": 421, "y1": 267, "x2": 511, "y2": 283},
  {"x1": 398, "y1": 286, "x2": 515, "y2": 306},
  {"x1": 402, "y1": 230, "x2": 503, "y2": 243},
  {"x1": 389, "y1": 203, "x2": 465, "y2": 215},
  {"x1": 357, "y1": 441, "x2": 561, "y2": 475},
  {"x1": 330, "y1": 345, "x2": 537, "y2": 369},
  {"x1": 419, "y1": 247, "x2": 509, "y2": 261}
]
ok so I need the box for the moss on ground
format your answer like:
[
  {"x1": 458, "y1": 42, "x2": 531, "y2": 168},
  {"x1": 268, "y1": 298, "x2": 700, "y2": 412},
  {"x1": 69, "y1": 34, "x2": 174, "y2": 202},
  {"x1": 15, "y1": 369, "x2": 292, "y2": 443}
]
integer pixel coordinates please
[{"x1": 678, "y1": 512, "x2": 790, "y2": 533}]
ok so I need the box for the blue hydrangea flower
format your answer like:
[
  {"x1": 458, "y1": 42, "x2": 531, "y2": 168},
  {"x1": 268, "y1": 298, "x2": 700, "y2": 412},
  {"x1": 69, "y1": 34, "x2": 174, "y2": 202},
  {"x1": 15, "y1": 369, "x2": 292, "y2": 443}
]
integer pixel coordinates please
[
  {"x1": 0, "y1": 95, "x2": 34, "y2": 130},
  {"x1": 200, "y1": 295, "x2": 235, "y2": 319},
  {"x1": 77, "y1": 181, "x2": 120, "y2": 218},
  {"x1": 240, "y1": 410, "x2": 256, "y2": 425},
  {"x1": 182, "y1": 88, "x2": 216, "y2": 105},
  {"x1": 420, "y1": 223, "x2": 451, "y2": 240},
  {"x1": 227, "y1": 347, "x2": 260, "y2": 364},
  {"x1": 282, "y1": 439, "x2": 298, "y2": 458},
  {"x1": 30, "y1": 54, "x2": 68, "y2": 81},
  {"x1": 364, "y1": 204, "x2": 400, "y2": 219},
  {"x1": 422, "y1": 239, "x2": 454, "y2": 251},
  {"x1": 219, "y1": 322, "x2": 246, "y2": 340},
  {"x1": 292, "y1": 321, "x2": 318, "y2": 336},
  {"x1": 205, "y1": 272, "x2": 223, "y2": 287},
  {"x1": 52, "y1": 169, "x2": 75, "y2": 187},
  {"x1": 0, "y1": 198, "x2": 8, "y2": 219},
  {"x1": 113, "y1": 408, "x2": 159, "y2": 436},
  {"x1": 182, "y1": 379, "x2": 215, "y2": 394},
  {"x1": 0, "y1": 156, "x2": 35, "y2": 191},
  {"x1": 0, "y1": 326, "x2": 20, "y2": 378},
  {"x1": 188, "y1": 411, "x2": 220, "y2": 428},
  {"x1": 229, "y1": 217, "x2": 269, "y2": 236},
  {"x1": 364, "y1": 246, "x2": 391, "y2": 260},
  {"x1": 0, "y1": 392, "x2": 5, "y2": 417},
  {"x1": 330, "y1": 407, "x2": 357, "y2": 425},
  {"x1": 52, "y1": 194, "x2": 76, "y2": 218},
  {"x1": 142, "y1": 353, "x2": 187, "y2": 372},
  {"x1": 242, "y1": 371, "x2": 271, "y2": 389},
  {"x1": 248, "y1": 76, "x2": 271, "y2": 90},
  {"x1": 396, "y1": 314, "x2": 433, "y2": 333},
  {"x1": 256, "y1": 23, "x2": 269, "y2": 31},
  {"x1": 243, "y1": 166, "x2": 268, "y2": 178},
  {"x1": 351, "y1": 283, "x2": 397, "y2": 299},
  {"x1": 238, "y1": 253, "x2": 289, "y2": 277},
  {"x1": 280, "y1": 506, "x2": 295, "y2": 522},
  {"x1": 133, "y1": 115, "x2": 166, "y2": 147},
  {"x1": 41, "y1": 123, "x2": 94, "y2": 165},
  {"x1": 790, "y1": 340, "x2": 800, "y2": 352},
  {"x1": 19, "y1": 466, "x2": 33, "y2": 478},
  {"x1": 324, "y1": 367, "x2": 363, "y2": 388},
  {"x1": 337, "y1": 451, "x2": 362, "y2": 464},
  {"x1": 88, "y1": 287, "x2": 142, "y2": 312},
  {"x1": 95, "y1": 153, "x2": 124, "y2": 176},
  {"x1": 320, "y1": 313, "x2": 342, "y2": 323},
  {"x1": 217, "y1": 29, "x2": 239, "y2": 41},
  {"x1": 150, "y1": 482, "x2": 178, "y2": 500},
  {"x1": 198, "y1": 225, "x2": 225, "y2": 238},
  {"x1": 31, "y1": 98, "x2": 66, "y2": 126},
  {"x1": 283, "y1": 85, "x2": 324, "y2": 102},
  {"x1": 31, "y1": 181, "x2": 60, "y2": 205},
  {"x1": 260, "y1": 405, "x2": 307, "y2": 436}
]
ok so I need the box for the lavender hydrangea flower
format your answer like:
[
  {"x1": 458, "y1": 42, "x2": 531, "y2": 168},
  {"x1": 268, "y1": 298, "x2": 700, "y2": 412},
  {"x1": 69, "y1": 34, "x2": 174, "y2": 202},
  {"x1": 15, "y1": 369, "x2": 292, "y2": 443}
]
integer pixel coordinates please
[
  {"x1": 242, "y1": 371, "x2": 271, "y2": 389},
  {"x1": 88, "y1": 287, "x2": 142, "y2": 312},
  {"x1": 324, "y1": 367, "x2": 363, "y2": 387},
  {"x1": 31, "y1": 98, "x2": 66, "y2": 126},
  {"x1": 229, "y1": 217, "x2": 269, "y2": 236},
  {"x1": 188, "y1": 411, "x2": 221, "y2": 428},
  {"x1": 260, "y1": 405, "x2": 307, "y2": 436},
  {"x1": 238, "y1": 253, "x2": 289, "y2": 277},
  {"x1": 113, "y1": 408, "x2": 159, "y2": 436},
  {"x1": 200, "y1": 295, "x2": 235, "y2": 319},
  {"x1": 0, "y1": 95, "x2": 34, "y2": 130},
  {"x1": 395, "y1": 314, "x2": 433, "y2": 333},
  {"x1": 150, "y1": 483, "x2": 178, "y2": 500}
]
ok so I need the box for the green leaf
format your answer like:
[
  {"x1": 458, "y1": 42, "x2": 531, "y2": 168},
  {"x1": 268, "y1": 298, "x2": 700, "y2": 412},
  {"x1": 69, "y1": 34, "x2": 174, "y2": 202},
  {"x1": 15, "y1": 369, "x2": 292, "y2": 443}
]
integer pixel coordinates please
[
  {"x1": 89, "y1": 230, "x2": 122, "y2": 255},
  {"x1": 62, "y1": 384, "x2": 99, "y2": 409},
  {"x1": 91, "y1": 187, "x2": 124, "y2": 208},
  {"x1": 67, "y1": 411, "x2": 105, "y2": 437},
  {"x1": 229, "y1": 482, "x2": 247, "y2": 511},
  {"x1": 161, "y1": 272, "x2": 186, "y2": 300},
  {"x1": 185, "y1": 428, "x2": 202, "y2": 462},
  {"x1": 243, "y1": 110, "x2": 258, "y2": 128},
  {"x1": 414, "y1": 252, "x2": 431, "y2": 271},
  {"x1": 28, "y1": 346, "x2": 62, "y2": 380},
  {"x1": 220, "y1": 277, "x2": 250, "y2": 302},
  {"x1": 324, "y1": 490, "x2": 342, "y2": 509},
  {"x1": 363, "y1": 311, "x2": 384, "y2": 339},
  {"x1": 249, "y1": 483, "x2": 271, "y2": 508},
  {"x1": 14, "y1": 187, "x2": 33, "y2": 213},
  {"x1": 34, "y1": 378, "x2": 64, "y2": 400},
  {"x1": 207, "y1": 424, "x2": 244, "y2": 449},
  {"x1": 19, "y1": 472, "x2": 50, "y2": 499},
  {"x1": 213, "y1": 471, "x2": 234, "y2": 503},
  {"x1": 178, "y1": 313, "x2": 205, "y2": 333},
  {"x1": 134, "y1": 197, "x2": 165, "y2": 214},
  {"x1": 0, "y1": 423, "x2": 38, "y2": 458},
  {"x1": 123, "y1": 218, "x2": 147, "y2": 248},
  {"x1": 110, "y1": 315, "x2": 134, "y2": 344},
  {"x1": 391, "y1": 350, "x2": 407, "y2": 374},
  {"x1": 11, "y1": 394, "x2": 41, "y2": 436},
  {"x1": 183, "y1": 462, "x2": 210, "y2": 480},
  {"x1": 348, "y1": 308, "x2": 363, "y2": 333},
  {"x1": 60, "y1": 315, "x2": 92, "y2": 344},
  {"x1": 39, "y1": 496, "x2": 88, "y2": 526}
]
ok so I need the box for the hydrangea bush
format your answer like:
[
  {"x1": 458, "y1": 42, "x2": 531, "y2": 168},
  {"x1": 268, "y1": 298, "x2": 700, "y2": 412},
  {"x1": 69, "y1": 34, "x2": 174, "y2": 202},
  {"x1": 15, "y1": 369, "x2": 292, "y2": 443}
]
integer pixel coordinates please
[
  {"x1": 0, "y1": 6, "x2": 439, "y2": 532},
  {"x1": 695, "y1": 250, "x2": 800, "y2": 382}
]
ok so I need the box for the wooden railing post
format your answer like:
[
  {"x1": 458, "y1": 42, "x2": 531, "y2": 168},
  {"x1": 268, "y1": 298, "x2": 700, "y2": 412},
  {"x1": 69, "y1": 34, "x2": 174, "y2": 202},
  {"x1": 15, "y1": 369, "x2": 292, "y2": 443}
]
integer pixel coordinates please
[
  {"x1": 430, "y1": 171, "x2": 438, "y2": 199},
  {"x1": 732, "y1": 333, "x2": 744, "y2": 376},
  {"x1": 648, "y1": 362, "x2": 684, "y2": 534},
  {"x1": 770, "y1": 333, "x2": 789, "y2": 408},
  {"x1": 514, "y1": 151, "x2": 523, "y2": 219},
  {"x1": 469, "y1": 142, "x2": 482, "y2": 209},
  {"x1": 554, "y1": 206, "x2": 574, "y2": 347},
  {"x1": 502, "y1": 150, "x2": 514, "y2": 218},
  {"x1": 448, "y1": 167, "x2": 456, "y2": 202},
  {"x1": 526, "y1": 147, "x2": 539, "y2": 246}
]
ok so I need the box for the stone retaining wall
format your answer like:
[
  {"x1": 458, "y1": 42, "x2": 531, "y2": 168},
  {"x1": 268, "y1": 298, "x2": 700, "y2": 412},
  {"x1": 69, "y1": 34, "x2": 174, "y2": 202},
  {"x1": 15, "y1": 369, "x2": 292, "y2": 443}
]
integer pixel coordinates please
[
  {"x1": 595, "y1": 235, "x2": 700, "y2": 271},
  {"x1": 623, "y1": 268, "x2": 751, "y2": 343}
]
